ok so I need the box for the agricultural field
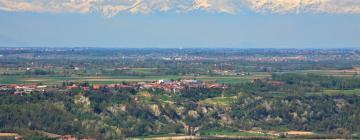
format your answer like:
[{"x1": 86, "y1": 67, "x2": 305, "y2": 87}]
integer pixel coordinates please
[
  {"x1": 128, "y1": 130, "x2": 273, "y2": 140},
  {"x1": 322, "y1": 89, "x2": 360, "y2": 96},
  {"x1": 0, "y1": 73, "x2": 268, "y2": 85},
  {"x1": 199, "y1": 96, "x2": 237, "y2": 106},
  {"x1": 284, "y1": 68, "x2": 360, "y2": 77},
  {"x1": 200, "y1": 130, "x2": 271, "y2": 137}
]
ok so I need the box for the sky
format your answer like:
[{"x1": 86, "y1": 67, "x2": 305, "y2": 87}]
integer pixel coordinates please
[{"x1": 0, "y1": 0, "x2": 360, "y2": 48}]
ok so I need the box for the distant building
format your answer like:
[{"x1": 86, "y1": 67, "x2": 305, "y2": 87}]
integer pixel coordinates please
[
  {"x1": 182, "y1": 79, "x2": 202, "y2": 84},
  {"x1": 158, "y1": 79, "x2": 172, "y2": 84},
  {"x1": 67, "y1": 84, "x2": 79, "y2": 90},
  {"x1": 92, "y1": 84, "x2": 102, "y2": 90},
  {"x1": 59, "y1": 135, "x2": 76, "y2": 140}
]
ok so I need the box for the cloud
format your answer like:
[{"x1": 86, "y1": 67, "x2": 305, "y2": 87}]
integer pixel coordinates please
[{"x1": 0, "y1": 0, "x2": 360, "y2": 17}]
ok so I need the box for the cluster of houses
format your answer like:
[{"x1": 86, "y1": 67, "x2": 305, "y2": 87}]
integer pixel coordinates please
[
  {"x1": 139, "y1": 79, "x2": 206, "y2": 93},
  {"x1": 0, "y1": 79, "x2": 288, "y2": 96},
  {"x1": 66, "y1": 83, "x2": 133, "y2": 91},
  {"x1": 0, "y1": 84, "x2": 48, "y2": 95},
  {"x1": 0, "y1": 79, "x2": 228, "y2": 95},
  {"x1": 141, "y1": 79, "x2": 227, "y2": 93},
  {"x1": 67, "y1": 79, "x2": 228, "y2": 93},
  {"x1": 0, "y1": 133, "x2": 95, "y2": 140}
]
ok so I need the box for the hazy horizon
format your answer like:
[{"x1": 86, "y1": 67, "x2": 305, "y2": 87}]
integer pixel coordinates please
[{"x1": 1, "y1": 0, "x2": 360, "y2": 48}]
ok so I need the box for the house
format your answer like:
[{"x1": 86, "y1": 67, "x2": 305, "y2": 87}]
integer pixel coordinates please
[
  {"x1": 36, "y1": 85, "x2": 47, "y2": 92},
  {"x1": 0, "y1": 85, "x2": 12, "y2": 91},
  {"x1": 92, "y1": 84, "x2": 102, "y2": 90},
  {"x1": 116, "y1": 66, "x2": 130, "y2": 70},
  {"x1": 59, "y1": 135, "x2": 76, "y2": 140},
  {"x1": 207, "y1": 83, "x2": 223, "y2": 88},
  {"x1": 67, "y1": 84, "x2": 79, "y2": 90},
  {"x1": 82, "y1": 87, "x2": 90, "y2": 91},
  {"x1": 158, "y1": 79, "x2": 172, "y2": 84},
  {"x1": 14, "y1": 85, "x2": 36, "y2": 94},
  {"x1": 163, "y1": 83, "x2": 182, "y2": 93},
  {"x1": 107, "y1": 84, "x2": 116, "y2": 88},
  {"x1": 10, "y1": 84, "x2": 49, "y2": 94},
  {"x1": 15, "y1": 136, "x2": 23, "y2": 140},
  {"x1": 142, "y1": 83, "x2": 161, "y2": 89},
  {"x1": 117, "y1": 84, "x2": 133, "y2": 89},
  {"x1": 182, "y1": 80, "x2": 202, "y2": 84}
]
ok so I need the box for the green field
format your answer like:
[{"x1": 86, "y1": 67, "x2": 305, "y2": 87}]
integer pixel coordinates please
[
  {"x1": 200, "y1": 130, "x2": 269, "y2": 137},
  {"x1": 322, "y1": 89, "x2": 360, "y2": 95},
  {"x1": 127, "y1": 130, "x2": 271, "y2": 140},
  {"x1": 199, "y1": 96, "x2": 237, "y2": 106},
  {"x1": 129, "y1": 68, "x2": 160, "y2": 75},
  {"x1": 279, "y1": 69, "x2": 360, "y2": 77},
  {"x1": 0, "y1": 74, "x2": 268, "y2": 85}
]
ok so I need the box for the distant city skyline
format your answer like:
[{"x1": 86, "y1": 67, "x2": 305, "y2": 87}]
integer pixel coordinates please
[{"x1": 0, "y1": 0, "x2": 360, "y2": 48}]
